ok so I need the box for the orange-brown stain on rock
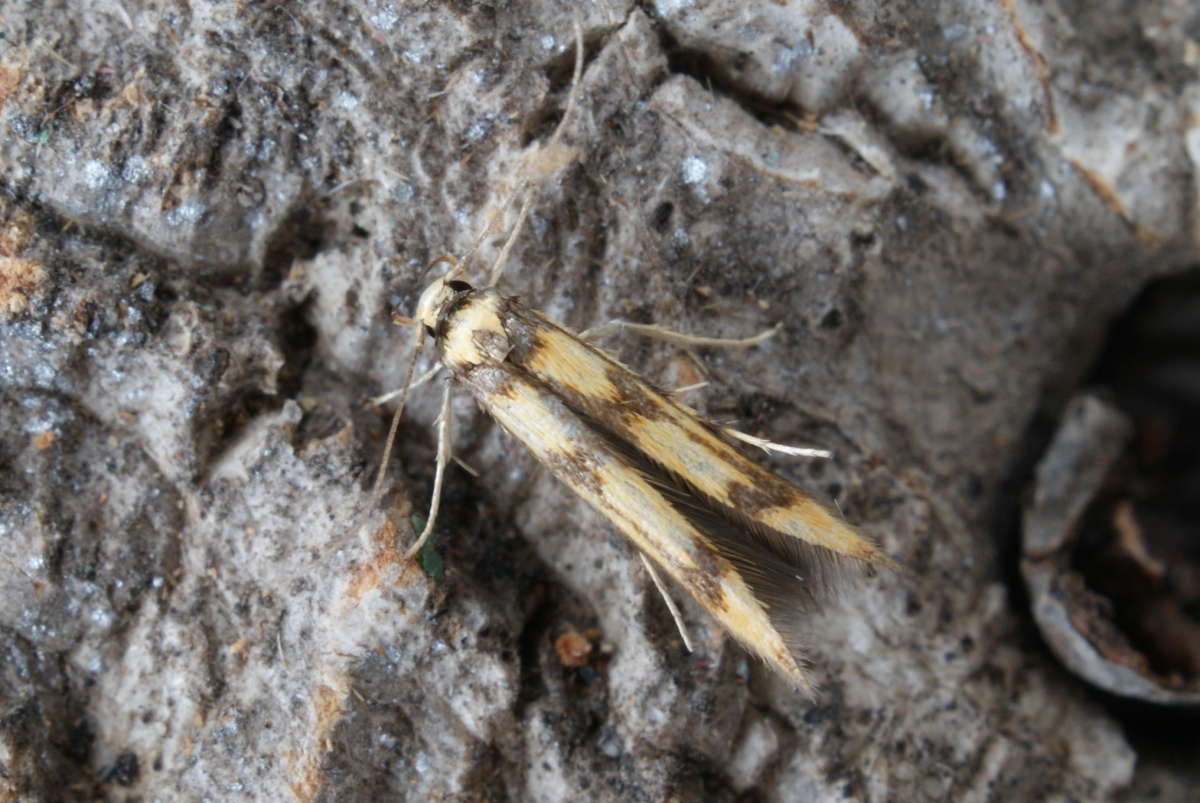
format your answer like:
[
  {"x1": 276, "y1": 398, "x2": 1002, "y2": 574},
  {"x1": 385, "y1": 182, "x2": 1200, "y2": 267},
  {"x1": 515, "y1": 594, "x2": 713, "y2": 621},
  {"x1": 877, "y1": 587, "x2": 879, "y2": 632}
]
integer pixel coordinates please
[
  {"x1": 0, "y1": 210, "x2": 33, "y2": 256},
  {"x1": 0, "y1": 66, "x2": 19, "y2": 110},
  {"x1": 998, "y1": 0, "x2": 1058, "y2": 134},
  {"x1": 347, "y1": 514, "x2": 408, "y2": 605},
  {"x1": 1064, "y1": 155, "x2": 1161, "y2": 245},
  {"x1": 0, "y1": 256, "x2": 47, "y2": 317},
  {"x1": 289, "y1": 684, "x2": 344, "y2": 801},
  {"x1": 0, "y1": 211, "x2": 45, "y2": 319}
]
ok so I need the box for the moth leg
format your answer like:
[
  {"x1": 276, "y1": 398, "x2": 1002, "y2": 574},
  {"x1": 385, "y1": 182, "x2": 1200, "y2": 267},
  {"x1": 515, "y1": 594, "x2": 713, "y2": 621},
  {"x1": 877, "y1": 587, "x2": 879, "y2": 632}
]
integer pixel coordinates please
[
  {"x1": 485, "y1": 189, "x2": 535, "y2": 289},
  {"x1": 368, "y1": 364, "x2": 442, "y2": 407},
  {"x1": 405, "y1": 381, "x2": 454, "y2": 560},
  {"x1": 311, "y1": 320, "x2": 428, "y2": 571},
  {"x1": 640, "y1": 554, "x2": 694, "y2": 654},
  {"x1": 580, "y1": 320, "x2": 833, "y2": 459},
  {"x1": 452, "y1": 455, "x2": 479, "y2": 477},
  {"x1": 580, "y1": 319, "x2": 781, "y2": 348},
  {"x1": 721, "y1": 427, "x2": 832, "y2": 459}
]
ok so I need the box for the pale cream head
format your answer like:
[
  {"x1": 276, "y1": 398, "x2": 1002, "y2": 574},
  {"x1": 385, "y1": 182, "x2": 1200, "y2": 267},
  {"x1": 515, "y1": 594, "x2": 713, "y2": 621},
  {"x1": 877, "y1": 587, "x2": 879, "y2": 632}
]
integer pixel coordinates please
[{"x1": 414, "y1": 277, "x2": 457, "y2": 332}]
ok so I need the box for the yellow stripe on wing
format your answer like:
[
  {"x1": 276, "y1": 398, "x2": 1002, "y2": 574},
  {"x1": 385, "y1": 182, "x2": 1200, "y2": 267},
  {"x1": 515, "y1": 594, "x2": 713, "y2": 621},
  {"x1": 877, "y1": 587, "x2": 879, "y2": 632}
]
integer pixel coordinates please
[{"x1": 458, "y1": 360, "x2": 814, "y2": 693}]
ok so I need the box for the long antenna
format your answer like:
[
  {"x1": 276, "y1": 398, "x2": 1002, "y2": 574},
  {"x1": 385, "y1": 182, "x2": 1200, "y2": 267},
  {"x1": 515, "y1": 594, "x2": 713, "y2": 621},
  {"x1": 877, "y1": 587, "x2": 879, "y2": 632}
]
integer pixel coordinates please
[
  {"x1": 367, "y1": 326, "x2": 425, "y2": 512},
  {"x1": 483, "y1": 18, "x2": 586, "y2": 289}
]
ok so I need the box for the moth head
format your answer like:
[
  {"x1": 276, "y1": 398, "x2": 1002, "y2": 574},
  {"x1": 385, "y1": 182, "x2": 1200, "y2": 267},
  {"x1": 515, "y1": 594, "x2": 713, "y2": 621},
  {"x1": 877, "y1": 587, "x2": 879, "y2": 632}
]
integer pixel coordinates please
[{"x1": 414, "y1": 273, "x2": 474, "y2": 335}]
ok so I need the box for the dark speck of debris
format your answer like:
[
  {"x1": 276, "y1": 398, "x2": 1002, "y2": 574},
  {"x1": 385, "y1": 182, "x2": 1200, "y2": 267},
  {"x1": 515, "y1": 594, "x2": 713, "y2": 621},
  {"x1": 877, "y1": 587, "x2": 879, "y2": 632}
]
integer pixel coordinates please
[{"x1": 101, "y1": 751, "x2": 140, "y2": 786}]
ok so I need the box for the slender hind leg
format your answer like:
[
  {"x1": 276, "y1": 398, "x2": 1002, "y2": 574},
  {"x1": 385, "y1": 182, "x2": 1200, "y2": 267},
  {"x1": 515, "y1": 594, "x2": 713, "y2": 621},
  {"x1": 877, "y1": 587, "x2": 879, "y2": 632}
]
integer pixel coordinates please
[
  {"x1": 641, "y1": 554, "x2": 695, "y2": 654},
  {"x1": 579, "y1": 319, "x2": 781, "y2": 348},
  {"x1": 368, "y1": 364, "x2": 442, "y2": 407},
  {"x1": 581, "y1": 319, "x2": 832, "y2": 458}
]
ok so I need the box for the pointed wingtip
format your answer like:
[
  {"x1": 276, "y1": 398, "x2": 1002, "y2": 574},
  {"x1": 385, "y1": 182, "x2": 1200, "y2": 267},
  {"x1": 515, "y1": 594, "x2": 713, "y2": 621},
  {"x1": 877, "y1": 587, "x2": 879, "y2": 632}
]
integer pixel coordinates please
[
  {"x1": 780, "y1": 660, "x2": 819, "y2": 699},
  {"x1": 859, "y1": 539, "x2": 900, "y2": 572},
  {"x1": 875, "y1": 553, "x2": 902, "y2": 572}
]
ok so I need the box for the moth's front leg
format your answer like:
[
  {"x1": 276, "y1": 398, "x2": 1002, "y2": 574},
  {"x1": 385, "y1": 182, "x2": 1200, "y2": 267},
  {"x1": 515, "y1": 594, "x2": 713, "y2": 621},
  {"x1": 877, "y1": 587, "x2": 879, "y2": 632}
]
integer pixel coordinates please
[{"x1": 405, "y1": 380, "x2": 454, "y2": 560}]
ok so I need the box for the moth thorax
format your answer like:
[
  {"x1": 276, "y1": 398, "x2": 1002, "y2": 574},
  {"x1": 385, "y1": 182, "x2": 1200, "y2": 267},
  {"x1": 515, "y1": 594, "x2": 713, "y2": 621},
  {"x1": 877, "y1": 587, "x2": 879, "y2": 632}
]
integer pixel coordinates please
[{"x1": 440, "y1": 289, "x2": 511, "y2": 368}]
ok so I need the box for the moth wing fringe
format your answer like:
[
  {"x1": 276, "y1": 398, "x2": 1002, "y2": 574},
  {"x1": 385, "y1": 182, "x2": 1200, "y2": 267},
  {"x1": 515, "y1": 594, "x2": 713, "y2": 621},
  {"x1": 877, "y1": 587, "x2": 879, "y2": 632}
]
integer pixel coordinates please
[{"x1": 571, "y1": 403, "x2": 854, "y2": 684}]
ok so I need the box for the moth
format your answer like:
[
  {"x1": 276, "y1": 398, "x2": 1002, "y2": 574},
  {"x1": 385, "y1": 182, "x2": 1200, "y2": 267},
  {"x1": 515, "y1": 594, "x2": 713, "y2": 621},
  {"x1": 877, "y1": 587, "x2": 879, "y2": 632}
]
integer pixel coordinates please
[
  {"x1": 370, "y1": 24, "x2": 889, "y2": 694},
  {"x1": 395, "y1": 272, "x2": 888, "y2": 693}
]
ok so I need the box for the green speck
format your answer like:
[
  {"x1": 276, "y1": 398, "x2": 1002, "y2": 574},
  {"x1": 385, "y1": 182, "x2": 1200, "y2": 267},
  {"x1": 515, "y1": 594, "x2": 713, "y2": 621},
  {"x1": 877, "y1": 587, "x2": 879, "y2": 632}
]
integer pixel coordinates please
[{"x1": 410, "y1": 515, "x2": 444, "y2": 581}]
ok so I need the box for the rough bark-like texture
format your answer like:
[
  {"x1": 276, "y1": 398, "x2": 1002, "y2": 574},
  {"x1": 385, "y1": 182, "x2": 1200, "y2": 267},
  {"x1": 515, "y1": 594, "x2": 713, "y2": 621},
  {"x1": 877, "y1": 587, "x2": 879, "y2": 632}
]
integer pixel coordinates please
[{"x1": 1, "y1": 1, "x2": 1197, "y2": 800}]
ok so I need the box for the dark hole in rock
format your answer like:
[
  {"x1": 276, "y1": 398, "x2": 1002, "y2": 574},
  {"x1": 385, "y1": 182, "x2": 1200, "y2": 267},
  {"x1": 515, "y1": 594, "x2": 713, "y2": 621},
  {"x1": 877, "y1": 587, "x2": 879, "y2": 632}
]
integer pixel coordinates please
[{"x1": 1077, "y1": 268, "x2": 1200, "y2": 686}]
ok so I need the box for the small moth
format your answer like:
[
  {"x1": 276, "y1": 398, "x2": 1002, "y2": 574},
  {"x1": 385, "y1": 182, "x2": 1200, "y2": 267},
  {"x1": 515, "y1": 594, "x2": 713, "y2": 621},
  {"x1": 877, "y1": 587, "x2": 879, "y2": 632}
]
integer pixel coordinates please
[
  {"x1": 398, "y1": 274, "x2": 888, "y2": 692},
  {"x1": 371, "y1": 22, "x2": 889, "y2": 694}
]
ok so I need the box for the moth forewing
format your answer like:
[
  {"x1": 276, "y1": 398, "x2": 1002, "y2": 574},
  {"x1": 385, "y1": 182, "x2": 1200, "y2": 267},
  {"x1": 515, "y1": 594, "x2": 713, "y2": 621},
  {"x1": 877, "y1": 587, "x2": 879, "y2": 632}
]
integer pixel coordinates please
[
  {"x1": 511, "y1": 304, "x2": 887, "y2": 564},
  {"x1": 417, "y1": 281, "x2": 886, "y2": 692}
]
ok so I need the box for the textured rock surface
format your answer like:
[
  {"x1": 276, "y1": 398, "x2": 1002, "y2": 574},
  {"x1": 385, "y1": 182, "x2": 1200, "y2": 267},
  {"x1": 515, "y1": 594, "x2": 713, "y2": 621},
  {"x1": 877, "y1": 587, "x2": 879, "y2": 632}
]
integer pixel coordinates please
[{"x1": 1, "y1": 1, "x2": 1197, "y2": 800}]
